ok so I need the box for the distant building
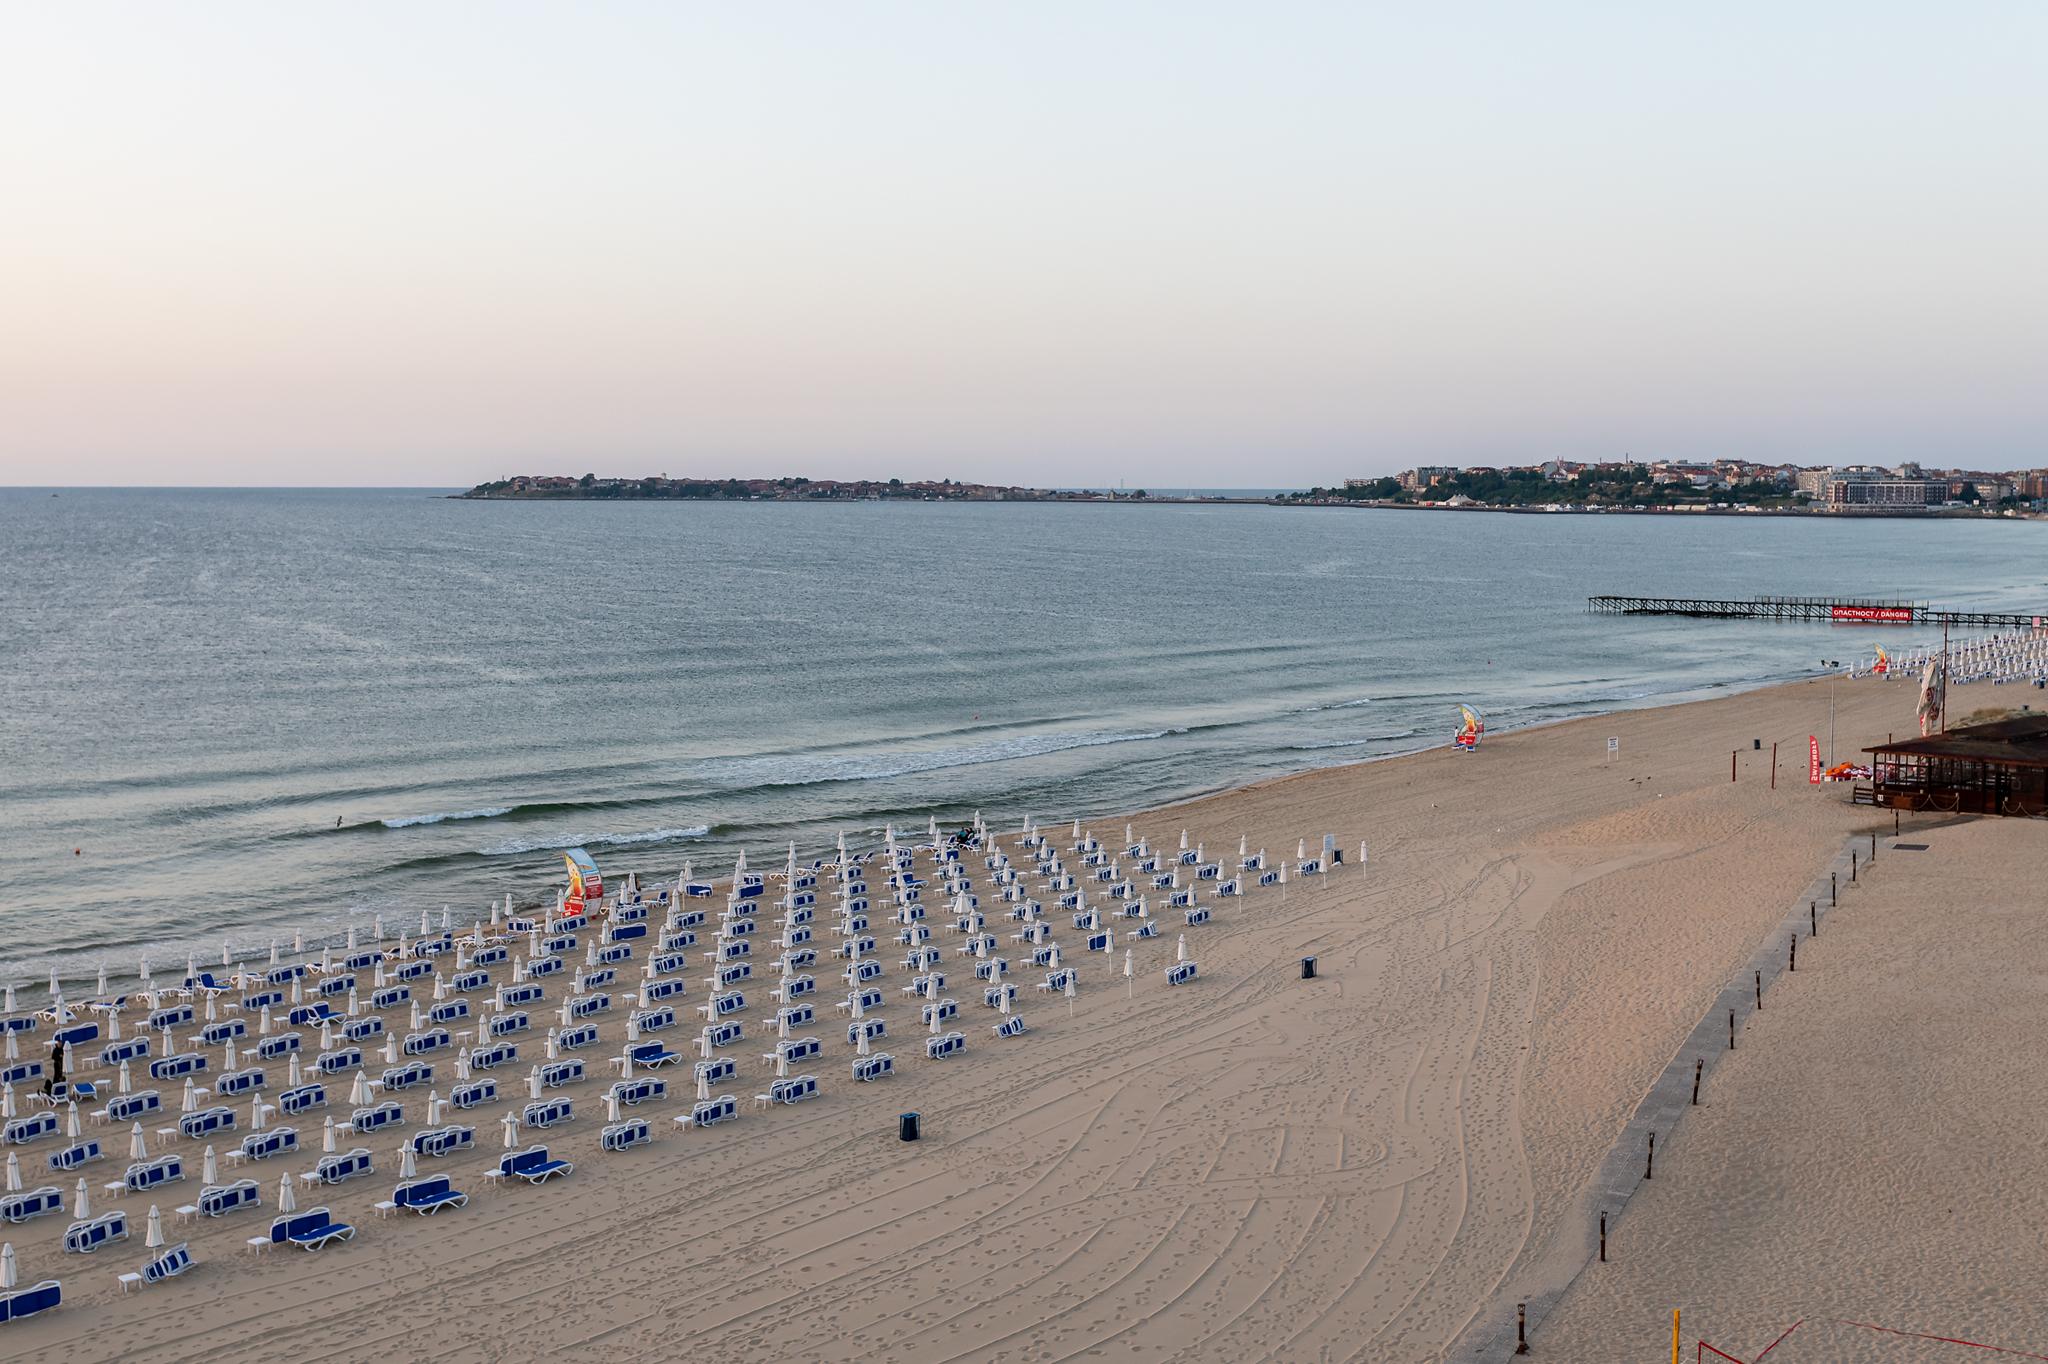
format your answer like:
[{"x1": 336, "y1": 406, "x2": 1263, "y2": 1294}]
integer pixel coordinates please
[
  {"x1": 1824, "y1": 476, "x2": 1935, "y2": 509},
  {"x1": 1398, "y1": 466, "x2": 1457, "y2": 490}
]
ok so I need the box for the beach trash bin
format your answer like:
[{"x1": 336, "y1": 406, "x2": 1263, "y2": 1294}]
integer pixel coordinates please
[
  {"x1": 899, "y1": 1112, "x2": 920, "y2": 1142},
  {"x1": 1753, "y1": 738, "x2": 1762, "y2": 750},
  {"x1": 1301, "y1": 957, "x2": 1317, "y2": 980}
]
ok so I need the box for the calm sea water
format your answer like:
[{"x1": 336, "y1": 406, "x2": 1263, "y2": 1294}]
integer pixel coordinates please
[{"x1": 3, "y1": 488, "x2": 2042, "y2": 986}]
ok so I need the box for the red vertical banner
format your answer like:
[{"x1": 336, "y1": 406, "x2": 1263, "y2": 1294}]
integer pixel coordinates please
[{"x1": 1808, "y1": 735, "x2": 1822, "y2": 783}]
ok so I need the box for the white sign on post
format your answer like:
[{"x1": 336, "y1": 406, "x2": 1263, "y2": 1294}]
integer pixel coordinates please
[{"x1": 1606, "y1": 737, "x2": 1620, "y2": 760}]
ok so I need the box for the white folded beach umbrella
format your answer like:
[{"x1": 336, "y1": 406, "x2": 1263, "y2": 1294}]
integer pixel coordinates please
[
  {"x1": 269, "y1": 940, "x2": 280, "y2": 967},
  {"x1": 222, "y1": 941, "x2": 232, "y2": 967},
  {"x1": 605, "y1": 1089, "x2": 620, "y2": 1123},
  {"x1": 408, "y1": 1001, "x2": 422, "y2": 1032},
  {"x1": 276, "y1": 1172, "x2": 296, "y2": 1215},
  {"x1": 511, "y1": 957, "x2": 526, "y2": 984},
  {"x1": 1176, "y1": 934, "x2": 1187, "y2": 964},
  {"x1": 426, "y1": 1091, "x2": 443, "y2": 1126},
  {"x1": 97, "y1": 962, "x2": 109, "y2": 996},
  {"x1": 347, "y1": 926, "x2": 357, "y2": 951},
  {"x1": 381, "y1": 1036, "x2": 398, "y2": 1065},
  {"x1": 319, "y1": 1019, "x2": 334, "y2": 1049},
  {"x1": 2, "y1": 1031, "x2": 13, "y2": 1062},
  {"x1": 129, "y1": 1122, "x2": 148, "y2": 1161},
  {"x1": 346, "y1": 989, "x2": 359, "y2": 1016},
  {"x1": 419, "y1": 908, "x2": 430, "y2": 936},
  {"x1": 455, "y1": 1048, "x2": 471, "y2": 1081},
  {"x1": 855, "y1": 1028, "x2": 870, "y2": 1057},
  {"x1": 202, "y1": 1144, "x2": 218, "y2": 1184},
  {"x1": 373, "y1": 915, "x2": 385, "y2": 940},
  {"x1": 294, "y1": 931, "x2": 304, "y2": 955},
  {"x1": 287, "y1": 1053, "x2": 302, "y2": 1086},
  {"x1": 323, "y1": 1115, "x2": 336, "y2": 1153},
  {"x1": 350, "y1": 1070, "x2": 372, "y2": 1106},
  {"x1": 145, "y1": 1203, "x2": 165, "y2": 1249},
  {"x1": 399, "y1": 1144, "x2": 416, "y2": 1180},
  {"x1": 620, "y1": 1052, "x2": 634, "y2": 1080},
  {"x1": 1180, "y1": 830, "x2": 1189, "y2": 851},
  {"x1": 107, "y1": 1012, "x2": 121, "y2": 1041},
  {"x1": 290, "y1": 976, "x2": 303, "y2": 1005},
  {"x1": 72, "y1": 1177, "x2": 90, "y2": 1219},
  {"x1": 249, "y1": 1093, "x2": 266, "y2": 1131},
  {"x1": 0, "y1": 1242, "x2": 15, "y2": 1290},
  {"x1": 181, "y1": 1077, "x2": 198, "y2": 1113},
  {"x1": 224, "y1": 1039, "x2": 238, "y2": 1071},
  {"x1": 544, "y1": 1029, "x2": 559, "y2": 1061},
  {"x1": 501, "y1": 1113, "x2": 520, "y2": 1149},
  {"x1": 204, "y1": 991, "x2": 217, "y2": 1022},
  {"x1": 374, "y1": 960, "x2": 386, "y2": 988},
  {"x1": 1239, "y1": 834, "x2": 1248, "y2": 857},
  {"x1": 526, "y1": 1067, "x2": 542, "y2": 1101},
  {"x1": 62, "y1": 1041, "x2": 76, "y2": 1077},
  {"x1": 433, "y1": 973, "x2": 448, "y2": 1001},
  {"x1": 259, "y1": 1005, "x2": 273, "y2": 1036},
  {"x1": 398, "y1": 933, "x2": 410, "y2": 957},
  {"x1": 48, "y1": 967, "x2": 59, "y2": 996},
  {"x1": 66, "y1": 1101, "x2": 80, "y2": 1139},
  {"x1": 3, "y1": 1154, "x2": 19, "y2": 1192}
]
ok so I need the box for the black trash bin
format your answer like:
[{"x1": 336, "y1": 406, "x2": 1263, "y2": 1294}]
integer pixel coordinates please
[
  {"x1": 899, "y1": 1111, "x2": 921, "y2": 1142},
  {"x1": 1301, "y1": 956, "x2": 1317, "y2": 980}
]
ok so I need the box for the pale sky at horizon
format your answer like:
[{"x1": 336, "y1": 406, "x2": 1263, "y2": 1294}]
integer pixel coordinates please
[{"x1": 3, "y1": 2, "x2": 2044, "y2": 487}]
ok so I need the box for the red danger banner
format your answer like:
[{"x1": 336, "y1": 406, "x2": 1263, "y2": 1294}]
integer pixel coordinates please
[
  {"x1": 1809, "y1": 736, "x2": 1821, "y2": 784},
  {"x1": 1830, "y1": 605, "x2": 1914, "y2": 623}
]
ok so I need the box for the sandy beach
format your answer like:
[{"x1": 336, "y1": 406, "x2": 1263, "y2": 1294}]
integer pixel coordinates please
[{"x1": 4, "y1": 671, "x2": 2006, "y2": 1364}]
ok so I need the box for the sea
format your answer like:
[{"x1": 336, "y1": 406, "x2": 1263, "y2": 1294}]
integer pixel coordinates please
[{"x1": 2, "y1": 488, "x2": 2043, "y2": 988}]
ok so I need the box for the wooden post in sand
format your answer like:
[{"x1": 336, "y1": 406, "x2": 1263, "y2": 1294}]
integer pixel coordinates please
[
  {"x1": 1516, "y1": 1303, "x2": 1529, "y2": 1354},
  {"x1": 1691, "y1": 1058, "x2": 1702, "y2": 1104},
  {"x1": 1755, "y1": 970, "x2": 1763, "y2": 1010},
  {"x1": 1731, "y1": 750, "x2": 1737, "y2": 782},
  {"x1": 1831, "y1": 872, "x2": 1838, "y2": 907},
  {"x1": 1771, "y1": 741, "x2": 1778, "y2": 788},
  {"x1": 1646, "y1": 1131, "x2": 1655, "y2": 1180},
  {"x1": 1600, "y1": 1210, "x2": 1608, "y2": 1261},
  {"x1": 1789, "y1": 935, "x2": 1797, "y2": 972},
  {"x1": 1811, "y1": 901, "x2": 1818, "y2": 937},
  {"x1": 1851, "y1": 850, "x2": 1858, "y2": 883},
  {"x1": 1728, "y1": 1010, "x2": 1736, "y2": 1050}
]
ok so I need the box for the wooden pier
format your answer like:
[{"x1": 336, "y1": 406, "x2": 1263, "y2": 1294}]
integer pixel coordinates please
[{"x1": 1589, "y1": 595, "x2": 2042, "y2": 630}]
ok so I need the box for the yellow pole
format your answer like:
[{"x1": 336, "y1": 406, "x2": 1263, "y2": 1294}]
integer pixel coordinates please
[{"x1": 1672, "y1": 1307, "x2": 1681, "y2": 1364}]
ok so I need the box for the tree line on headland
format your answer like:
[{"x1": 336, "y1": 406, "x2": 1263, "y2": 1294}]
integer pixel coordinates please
[{"x1": 458, "y1": 475, "x2": 1150, "y2": 501}]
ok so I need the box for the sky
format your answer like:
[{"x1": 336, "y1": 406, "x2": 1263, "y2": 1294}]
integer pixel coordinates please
[{"x1": 2, "y1": 2, "x2": 2044, "y2": 487}]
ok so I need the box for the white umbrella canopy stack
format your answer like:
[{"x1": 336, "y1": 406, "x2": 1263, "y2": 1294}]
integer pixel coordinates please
[
  {"x1": 501, "y1": 1112, "x2": 521, "y2": 1149},
  {"x1": 455, "y1": 1048, "x2": 471, "y2": 1082},
  {"x1": 619, "y1": 1051, "x2": 634, "y2": 1081},
  {"x1": 72, "y1": 1177, "x2": 90, "y2": 1219},
  {"x1": 319, "y1": 1020, "x2": 335, "y2": 1050},
  {"x1": 350, "y1": 1070, "x2": 373, "y2": 1107},
  {"x1": 181, "y1": 1077, "x2": 198, "y2": 1114},
  {"x1": 0, "y1": 1242, "x2": 14, "y2": 1289},
  {"x1": 276, "y1": 1172, "x2": 296, "y2": 1215},
  {"x1": 202, "y1": 1145, "x2": 218, "y2": 1184},
  {"x1": 259, "y1": 1005, "x2": 273, "y2": 1037},
  {"x1": 1177, "y1": 934, "x2": 1188, "y2": 963},
  {"x1": 224, "y1": 1039, "x2": 239, "y2": 1072},
  {"x1": 287, "y1": 1053, "x2": 303, "y2": 1087},
  {"x1": 2, "y1": 1031, "x2": 13, "y2": 1063},
  {"x1": 249, "y1": 1093, "x2": 267, "y2": 1132},
  {"x1": 290, "y1": 976, "x2": 303, "y2": 1006},
  {"x1": 425, "y1": 1091, "x2": 443, "y2": 1127},
  {"x1": 0, "y1": 1083, "x2": 14, "y2": 1120},
  {"x1": 205, "y1": 991, "x2": 217, "y2": 1023},
  {"x1": 129, "y1": 1123, "x2": 148, "y2": 1161},
  {"x1": 381, "y1": 1036, "x2": 398, "y2": 1066},
  {"x1": 526, "y1": 1067, "x2": 543, "y2": 1102},
  {"x1": 144, "y1": 1204, "x2": 165, "y2": 1248},
  {"x1": 65, "y1": 1101, "x2": 81, "y2": 1140},
  {"x1": 398, "y1": 1144, "x2": 416, "y2": 1180},
  {"x1": 695, "y1": 1069, "x2": 710, "y2": 1102},
  {"x1": 3, "y1": 1153, "x2": 19, "y2": 1192},
  {"x1": 107, "y1": 1012, "x2": 121, "y2": 1041},
  {"x1": 323, "y1": 1116, "x2": 337, "y2": 1153},
  {"x1": 605, "y1": 1089, "x2": 621, "y2": 1124}
]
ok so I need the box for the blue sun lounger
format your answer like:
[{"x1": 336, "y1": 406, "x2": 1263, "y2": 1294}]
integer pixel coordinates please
[
  {"x1": 601, "y1": 1118, "x2": 652, "y2": 1151},
  {"x1": 123, "y1": 1155, "x2": 184, "y2": 1194},
  {"x1": 63, "y1": 1209, "x2": 129, "y2": 1254},
  {"x1": 2, "y1": 1186, "x2": 65, "y2": 1223},
  {"x1": 313, "y1": 1148, "x2": 373, "y2": 1184},
  {"x1": 118, "y1": 1241, "x2": 193, "y2": 1290},
  {"x1": 240, "y1": 1127, "x2": 299, "y2": 1161},
  {"x1": 271, "y1": 1207, "x2": 353, "y2": 1251},
  {"x1": 3, "y1": 1112, "x2": 59, "y2": 1146},
  {"x1": 521, "y1": 1098, "x2": 572, "y2": 1129},
  {"x1": 449, "y1": 1080, "x2": 497, "y2": 1110},
  {"x1": 197, "y1": 1179, "x2": 261, "y2": 1216},
  {"x1": 497, "y1": 1145, "x2": 573, "y2": 1183},
  {"x1": 391, "y1": 1174, "x2": 466, "y2": 1214},
  {"x1": 278, "y1": 1083, "x2": 327, "y2": 1117},
  {"x1": 0, "y1": 1279, "x2": 62, "y2": 1322},
  {"x1": 677, "y1": 1095, "x2": 738, "y2": 1129}
]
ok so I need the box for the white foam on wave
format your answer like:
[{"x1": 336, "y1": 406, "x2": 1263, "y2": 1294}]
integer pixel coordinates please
[
  {"x1": 706, "y1": 729, "x2": 1173, "y2": 790},
  {"x1": 381, "y1": 807, "x2": 513, "y2": 828},
  {"x1": 1287, "y1": 729, "x2": 1417, "y2": 751},
  {"x1": 480, "y1": 825, "x2": 712, "y2": 857}
]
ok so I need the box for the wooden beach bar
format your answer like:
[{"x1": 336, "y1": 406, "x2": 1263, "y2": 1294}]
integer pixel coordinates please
[{"x1": 1862, "y1": 717, "x2": 2048, "y2": 816}]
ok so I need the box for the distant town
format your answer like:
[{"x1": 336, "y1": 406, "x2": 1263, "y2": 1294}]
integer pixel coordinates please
[
  {"x1": 462, "y1": 460, "x2": 2048, "y2": 515},
  {"x1": 1295, "y1": 458, "x2": 2048, "y2": 513}
]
